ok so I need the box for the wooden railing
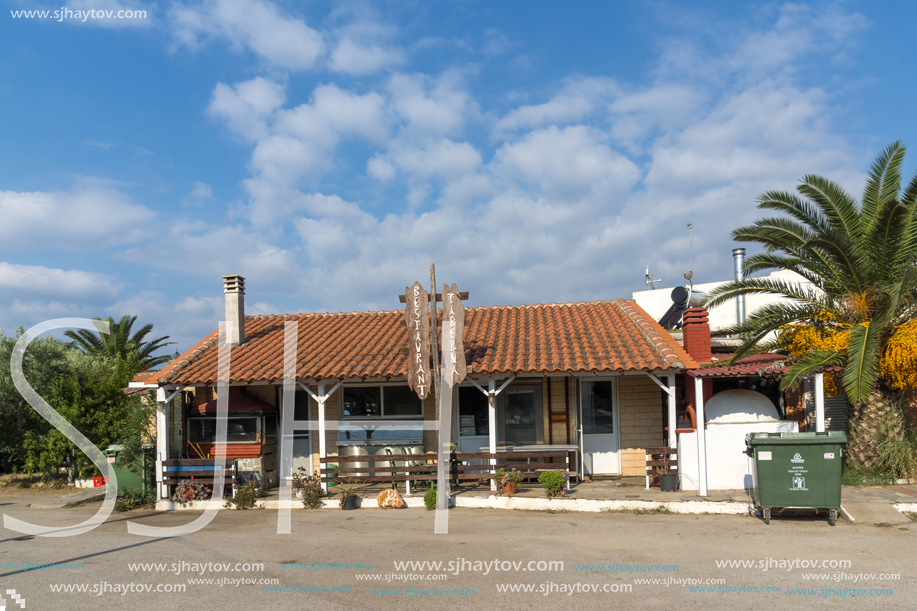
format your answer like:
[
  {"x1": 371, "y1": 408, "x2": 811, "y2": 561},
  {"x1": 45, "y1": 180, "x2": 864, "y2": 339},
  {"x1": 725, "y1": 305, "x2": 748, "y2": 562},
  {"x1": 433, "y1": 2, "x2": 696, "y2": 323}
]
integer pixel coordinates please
[
  {"x1": 319, "y1": 450, "x2": 572, "y2": 485},
  {"x1": 161, "y1": 458, "x2": 234, "y2": 487}
]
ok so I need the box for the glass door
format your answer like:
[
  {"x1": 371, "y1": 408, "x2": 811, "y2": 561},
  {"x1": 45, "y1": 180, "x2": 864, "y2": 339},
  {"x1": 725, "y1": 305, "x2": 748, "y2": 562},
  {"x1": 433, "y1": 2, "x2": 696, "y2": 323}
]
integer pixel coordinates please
[{"x1": 581, "y1": 379, "x2": 620, "y2": 475}]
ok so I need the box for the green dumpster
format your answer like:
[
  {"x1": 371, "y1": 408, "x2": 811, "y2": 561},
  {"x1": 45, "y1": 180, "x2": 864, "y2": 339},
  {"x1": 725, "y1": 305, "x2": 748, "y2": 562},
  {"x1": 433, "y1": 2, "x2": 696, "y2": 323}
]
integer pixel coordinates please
[
  {"x1": 103, "y1": 444, "x2": 155, "y2": 494},
  {"x1": 745, "y1": 431, "x2": 847, "y2": 526}
]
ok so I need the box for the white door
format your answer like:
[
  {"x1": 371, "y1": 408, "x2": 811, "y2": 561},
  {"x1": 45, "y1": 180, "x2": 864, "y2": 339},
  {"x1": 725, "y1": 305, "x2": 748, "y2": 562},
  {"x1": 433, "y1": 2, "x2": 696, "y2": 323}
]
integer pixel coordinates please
[{"x1": 581, "y1": 379, "x2": 620, "y2": 475}]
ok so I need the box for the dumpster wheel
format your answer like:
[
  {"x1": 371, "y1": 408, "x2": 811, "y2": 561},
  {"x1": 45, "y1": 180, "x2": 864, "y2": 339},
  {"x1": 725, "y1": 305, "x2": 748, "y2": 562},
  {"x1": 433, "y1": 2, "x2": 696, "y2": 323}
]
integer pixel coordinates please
[
  {"x1": 763, "y1": 508, "x2": 771, "y2": 525},
  {"x1": 828, "y1": 509, "x2": 837, "y2": 526}
]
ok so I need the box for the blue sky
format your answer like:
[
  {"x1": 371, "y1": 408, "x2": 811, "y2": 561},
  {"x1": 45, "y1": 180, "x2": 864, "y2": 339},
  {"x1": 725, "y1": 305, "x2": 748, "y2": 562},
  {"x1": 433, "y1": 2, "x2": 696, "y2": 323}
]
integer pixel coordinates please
[{"x1": 1, "y1": 0, "x2": 916, "y2": 352}]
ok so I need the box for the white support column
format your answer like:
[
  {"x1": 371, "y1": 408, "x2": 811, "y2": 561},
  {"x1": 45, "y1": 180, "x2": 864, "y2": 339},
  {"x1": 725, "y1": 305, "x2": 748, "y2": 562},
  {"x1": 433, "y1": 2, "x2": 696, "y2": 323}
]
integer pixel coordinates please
[
  {"x1": 155, "y1": 391, "x2": 168, "y2": 500},
  {"x1": 667, "y1": 374, "x2": 677, "y2": 449},
  {"x1": 155, "y1": 387, "x2": 181, "y2": 499},
  {"x1": 694, "y1": 376, "x2": 708, "y2": 497},
  {"x1": 300, "y1": 380, "x2": 342, "y2": 494},
  {"x1": 814, "y1": 372, "x2": 826, "y2": 433},
  {"x1": 488, "y1": 379, "x2": 497, "y2": 492},
  {"x1": 317, "y1": 381, "x2": 327, "y2": 462},
  {"x1": 469, "y1": 376, "x2": 515, "y2": 492}
]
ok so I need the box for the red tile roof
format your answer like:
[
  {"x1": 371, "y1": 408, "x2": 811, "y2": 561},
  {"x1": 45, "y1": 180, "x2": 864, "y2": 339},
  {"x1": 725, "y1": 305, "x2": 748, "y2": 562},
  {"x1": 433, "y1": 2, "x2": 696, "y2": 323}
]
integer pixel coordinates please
[
  {"x1": 152, "y1": 299, "x2": 698, "y2": 385},
  {"x1": 131, "y1": 370, "x2": 162, "y2": 385},
  {"x1": 689, "y1": 353, "x2": 788, "y2": 378}
]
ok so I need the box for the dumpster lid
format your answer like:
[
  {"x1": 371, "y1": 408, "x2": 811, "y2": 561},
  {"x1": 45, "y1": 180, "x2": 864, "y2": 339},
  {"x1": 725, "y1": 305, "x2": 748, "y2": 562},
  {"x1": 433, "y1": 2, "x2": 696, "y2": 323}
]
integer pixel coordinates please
[{"x1": 745, "y1": 431, "x2": 847, "y2": 446}]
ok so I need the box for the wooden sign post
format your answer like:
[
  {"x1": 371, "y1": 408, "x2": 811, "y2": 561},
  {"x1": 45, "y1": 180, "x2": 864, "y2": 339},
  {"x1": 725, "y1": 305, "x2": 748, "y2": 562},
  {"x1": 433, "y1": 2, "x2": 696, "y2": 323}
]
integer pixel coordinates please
[
  {"x1": 440, "y1": 283, "x2": 467, "y2": 388},
  {"x1": 403, "y1": 282, "x2": 431, "y2": 400}
]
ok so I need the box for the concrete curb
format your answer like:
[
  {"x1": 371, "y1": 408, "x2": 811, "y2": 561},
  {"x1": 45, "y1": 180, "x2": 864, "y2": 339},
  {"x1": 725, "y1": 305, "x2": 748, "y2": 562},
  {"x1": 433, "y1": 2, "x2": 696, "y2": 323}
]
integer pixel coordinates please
[{"x1": 156, "y1": 495, "x2": 753, "y2": 515}]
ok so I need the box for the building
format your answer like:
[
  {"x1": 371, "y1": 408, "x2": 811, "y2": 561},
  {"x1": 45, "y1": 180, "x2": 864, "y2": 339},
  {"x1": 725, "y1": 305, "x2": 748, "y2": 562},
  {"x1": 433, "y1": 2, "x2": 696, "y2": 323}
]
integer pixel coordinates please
[{"x1": 134, "y1": 275, "x2": 700, "y2": 500}]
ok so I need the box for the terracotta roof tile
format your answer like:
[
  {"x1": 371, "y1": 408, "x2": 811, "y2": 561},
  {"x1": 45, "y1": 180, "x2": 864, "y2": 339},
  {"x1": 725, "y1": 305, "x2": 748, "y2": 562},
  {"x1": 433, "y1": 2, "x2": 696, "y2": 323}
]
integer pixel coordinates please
[{"x1": 156, "y1": 299, "x2": 697, "y2": 385}]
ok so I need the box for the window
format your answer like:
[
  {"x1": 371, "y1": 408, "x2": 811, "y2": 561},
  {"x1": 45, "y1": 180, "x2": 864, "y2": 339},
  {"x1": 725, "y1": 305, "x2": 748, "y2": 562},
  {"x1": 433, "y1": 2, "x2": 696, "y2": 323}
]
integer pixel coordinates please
[
  {"x1": 459, "y1": 386, "x2": 489, "y2": 436},
  {"x1": 340, "y1": 385, "x2": 422, "y2": 418},
  {"x1": 338, "y1": 385, "x2": 423, "y2": 441},
  {"x1": 581, "y1": 380, "x2": 615, "y2": 435},
  {"x1": 188, "y1": 413, "x2": 262, "y2": 444}
]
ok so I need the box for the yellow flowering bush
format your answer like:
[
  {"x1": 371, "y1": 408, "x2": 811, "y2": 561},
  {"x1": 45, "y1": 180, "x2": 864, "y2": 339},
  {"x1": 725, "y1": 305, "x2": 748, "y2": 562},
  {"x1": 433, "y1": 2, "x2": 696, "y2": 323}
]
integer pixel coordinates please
[
  {"x1": 780, "y1": 316, "x2": 917, "y2": 392},
  {"x1": 881, "y1": 320, "x2": 917, "y2": 390}
]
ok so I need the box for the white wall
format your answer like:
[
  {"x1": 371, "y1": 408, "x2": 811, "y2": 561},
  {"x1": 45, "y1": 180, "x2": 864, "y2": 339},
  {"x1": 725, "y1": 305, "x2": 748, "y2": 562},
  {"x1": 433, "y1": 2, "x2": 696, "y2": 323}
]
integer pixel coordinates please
[
  {"x1": 633, "y1": 270, "x2": 812, "y2": 332},
  {"x1": 678, "y1": 420, "x2": 798, "y2": 491}
]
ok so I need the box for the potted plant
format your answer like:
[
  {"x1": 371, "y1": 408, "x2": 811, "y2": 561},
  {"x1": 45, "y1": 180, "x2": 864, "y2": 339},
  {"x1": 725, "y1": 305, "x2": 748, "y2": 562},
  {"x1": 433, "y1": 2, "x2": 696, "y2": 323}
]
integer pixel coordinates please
[
  {"x1": 657, "y1": 459, "x2": 678, "y2": 492},
  {"x1": 335, "y1": 476, "x2": 365, "y2": 510},
  {"x1": 494, "y1": 469, "x2": 523, "y2": 495}
]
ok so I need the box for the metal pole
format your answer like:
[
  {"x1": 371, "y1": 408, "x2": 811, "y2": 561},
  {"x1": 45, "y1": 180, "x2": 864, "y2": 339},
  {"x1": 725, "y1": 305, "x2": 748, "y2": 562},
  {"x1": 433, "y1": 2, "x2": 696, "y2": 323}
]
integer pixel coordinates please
[{"x1": 429, "y1": 264, "x2": 441, "y2": 403}]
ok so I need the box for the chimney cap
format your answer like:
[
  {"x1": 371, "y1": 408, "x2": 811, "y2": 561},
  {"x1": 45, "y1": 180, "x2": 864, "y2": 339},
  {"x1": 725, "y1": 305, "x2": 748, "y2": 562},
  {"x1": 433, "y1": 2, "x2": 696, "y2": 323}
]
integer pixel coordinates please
[{"x1": 223, "y1": 274, "x2": 245, "y2": 294}]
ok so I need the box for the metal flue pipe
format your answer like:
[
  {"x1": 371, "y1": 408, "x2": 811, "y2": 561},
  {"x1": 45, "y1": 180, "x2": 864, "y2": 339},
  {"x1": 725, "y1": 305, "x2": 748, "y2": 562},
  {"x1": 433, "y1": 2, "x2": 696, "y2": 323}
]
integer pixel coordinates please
[{"x1": 732, "y1": 248, "x2": 746, "y2": 325}]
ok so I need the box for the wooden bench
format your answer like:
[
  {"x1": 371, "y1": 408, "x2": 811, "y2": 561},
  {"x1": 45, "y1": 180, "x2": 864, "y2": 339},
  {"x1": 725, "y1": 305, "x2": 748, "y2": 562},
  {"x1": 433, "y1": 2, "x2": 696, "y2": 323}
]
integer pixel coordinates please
[
  {"x1": 644, "y1": 447, "x2": 678, "y2": 490},
  {"x1": 161, "y1": 459, "x2": 234, "y2": 487},
  {"x1": 319, "y1": 450, "x2": 573, "y2": 493}
]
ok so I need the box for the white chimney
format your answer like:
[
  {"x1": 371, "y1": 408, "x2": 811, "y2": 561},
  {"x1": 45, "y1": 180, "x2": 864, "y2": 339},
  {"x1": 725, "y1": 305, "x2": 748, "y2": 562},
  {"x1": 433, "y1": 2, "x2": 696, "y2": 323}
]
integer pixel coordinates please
[
  {"x1": 732, "y1": 248, "x2": 746, "y2": 325},
  {"x1": 223, "y1": 274, "x2": 245, "y2": 346}
]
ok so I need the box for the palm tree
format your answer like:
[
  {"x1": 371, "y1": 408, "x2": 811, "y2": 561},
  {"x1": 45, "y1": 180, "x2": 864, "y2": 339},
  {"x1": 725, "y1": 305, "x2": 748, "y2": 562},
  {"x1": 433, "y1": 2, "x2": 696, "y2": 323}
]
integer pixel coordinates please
[
  {"x1": 706, "y1": 141, "x2": 917, "y2": 469},
  {"x1": 64, "y1": 315, "x2": 175, "y2": 372}
]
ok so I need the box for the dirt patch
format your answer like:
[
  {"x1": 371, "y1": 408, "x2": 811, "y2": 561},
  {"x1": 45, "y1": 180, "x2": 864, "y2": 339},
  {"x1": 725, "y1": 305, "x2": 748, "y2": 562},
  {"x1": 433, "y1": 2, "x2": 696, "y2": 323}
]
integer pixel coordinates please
[{"x1": 0, "y1": 473, "x2": 80, "y2": 495}]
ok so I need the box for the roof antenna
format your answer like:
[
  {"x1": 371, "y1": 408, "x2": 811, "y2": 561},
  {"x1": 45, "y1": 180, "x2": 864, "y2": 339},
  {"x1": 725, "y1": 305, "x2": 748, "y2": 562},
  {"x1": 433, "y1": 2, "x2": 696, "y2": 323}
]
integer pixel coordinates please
[
  {"x1": 645, "y1": 223, "x2": 661, "y2": 289},
  {"x1": 684, "y1": 223, "x2": 694, "y2": 291}
]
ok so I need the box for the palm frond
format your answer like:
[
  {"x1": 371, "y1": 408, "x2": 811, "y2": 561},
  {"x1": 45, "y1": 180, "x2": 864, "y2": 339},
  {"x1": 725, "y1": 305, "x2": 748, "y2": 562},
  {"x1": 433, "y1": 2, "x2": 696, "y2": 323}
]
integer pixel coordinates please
[
  {"x1": 779, "y1": 350, "x2": 847, "y2": 391},
  {"x1": 842, "y1": 322, "x2": 882, "y2": 404},
  {"x1": 861, "y1": 141, "x2": 906, "y2": 229}
]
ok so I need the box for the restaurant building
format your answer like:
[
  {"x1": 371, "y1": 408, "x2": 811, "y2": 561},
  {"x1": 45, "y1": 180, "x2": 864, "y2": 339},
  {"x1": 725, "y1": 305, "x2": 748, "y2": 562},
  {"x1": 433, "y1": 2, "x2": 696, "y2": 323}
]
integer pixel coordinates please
[{"x1": 134, "y1": 275, "x2": 699, "y2": 499}]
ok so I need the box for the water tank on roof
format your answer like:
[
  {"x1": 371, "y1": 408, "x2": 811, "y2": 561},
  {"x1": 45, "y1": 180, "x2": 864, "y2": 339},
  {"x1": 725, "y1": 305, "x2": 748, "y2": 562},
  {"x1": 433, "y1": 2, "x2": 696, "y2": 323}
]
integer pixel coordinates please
[{"x1": 705, "y1": 389, "x2": 780, "y2": 424}]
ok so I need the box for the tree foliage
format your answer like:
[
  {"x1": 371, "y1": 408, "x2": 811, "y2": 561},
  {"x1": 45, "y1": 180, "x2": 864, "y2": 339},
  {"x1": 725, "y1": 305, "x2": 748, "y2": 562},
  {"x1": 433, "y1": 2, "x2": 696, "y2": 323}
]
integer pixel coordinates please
[
  {"x1": 64, "y1": 315, "x2": 174, "y2": 371},
  {"x1": 706, "y1": 142, "x2": 917, "y2": 470},
  {"x1": 21, "y1": 353, "x2": 144, "y2": 482},
  {"x1": 707, "y1": 141, "x2": 917, "y2": 404},
  {"x1": 0, "y1": 328, "x2": 72, "y2": 472}
]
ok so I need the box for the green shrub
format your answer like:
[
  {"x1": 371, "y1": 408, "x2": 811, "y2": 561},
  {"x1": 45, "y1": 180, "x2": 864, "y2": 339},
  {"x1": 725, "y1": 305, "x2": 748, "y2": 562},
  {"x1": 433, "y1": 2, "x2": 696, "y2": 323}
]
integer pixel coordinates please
[
  {"x1": 537, "y1": 470, "x2": 568, "y2": 498},
  {"x1": 114, "y1": 489, "x2": 155, "y2": 512},
  {"x1": 424, "y1": 488, "x2": 437, "y2": 511},
  {"x1": 225, "y1": 481, "x2": 263, "y2": 510},
  {"x1": 292, "y1": 467, "x2": 325, "y2": 509}
]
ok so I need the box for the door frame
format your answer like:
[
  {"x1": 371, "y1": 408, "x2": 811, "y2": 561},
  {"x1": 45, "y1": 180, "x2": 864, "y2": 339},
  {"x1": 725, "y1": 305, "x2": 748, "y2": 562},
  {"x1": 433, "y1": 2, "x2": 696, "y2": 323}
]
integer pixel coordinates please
[{"x1": 578, "y1": 376, "x2": 622, "y2": 476}]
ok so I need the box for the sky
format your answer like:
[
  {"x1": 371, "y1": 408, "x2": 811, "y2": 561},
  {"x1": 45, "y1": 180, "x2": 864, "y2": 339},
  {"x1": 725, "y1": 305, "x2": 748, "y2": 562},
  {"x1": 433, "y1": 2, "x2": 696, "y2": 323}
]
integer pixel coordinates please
[{"x1": 1, "y1": 0, "x2": 916, "y2": 353}]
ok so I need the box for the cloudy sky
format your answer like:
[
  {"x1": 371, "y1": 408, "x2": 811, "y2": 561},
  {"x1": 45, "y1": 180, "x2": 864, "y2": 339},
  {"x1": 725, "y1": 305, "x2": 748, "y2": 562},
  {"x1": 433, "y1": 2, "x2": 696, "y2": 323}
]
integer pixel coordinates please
[{"x1": 2, "y1": 1, "x2": 916, "y2": 351}]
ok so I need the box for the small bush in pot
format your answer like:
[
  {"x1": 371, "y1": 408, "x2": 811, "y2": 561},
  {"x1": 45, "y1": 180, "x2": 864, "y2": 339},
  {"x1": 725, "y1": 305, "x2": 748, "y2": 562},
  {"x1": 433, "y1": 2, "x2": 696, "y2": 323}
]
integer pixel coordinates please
[{"x1": 494, "y1": 469, "x2": 523, "y2": 494}]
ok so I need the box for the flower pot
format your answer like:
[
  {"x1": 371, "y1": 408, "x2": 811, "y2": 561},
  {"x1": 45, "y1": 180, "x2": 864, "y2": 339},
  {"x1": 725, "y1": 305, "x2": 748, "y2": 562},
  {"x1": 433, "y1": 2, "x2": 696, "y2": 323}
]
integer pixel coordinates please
[
  {"x1": 659, "y1": 473, "x2": 678, "y2": 492},
  {"x1": 501, "y1": 481, "x2": 518, "y2": 495},
  {"x1": 342, "y1": 495, "x2": 358, "y2": 510}
]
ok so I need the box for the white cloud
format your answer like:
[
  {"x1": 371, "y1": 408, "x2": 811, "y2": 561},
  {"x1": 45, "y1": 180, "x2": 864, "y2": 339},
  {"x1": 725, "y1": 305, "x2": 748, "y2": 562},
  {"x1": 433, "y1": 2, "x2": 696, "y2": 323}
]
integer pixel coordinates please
[
  {"x1": 329, "y1": 21, "x2": 405, "y2": 75},
  {"x1": 491, "y1": 126, "x2": 640, "y2": 200},
  {"x1": 0, "y1": 177, "x2": 155, "y2": 251},
  {"x1": 0, "y1": 262, "x2": 121, "y2": 300},
  {"x1": 388, "y1": 72, "x2": 474, "y2": 136},
  {"x1": 189, "y1": 181, "x2": 214, "y2": 200},
  {"x1": 494, "y1": 77, "x2": 617, "y2": 135},
  {"x1": 127, "y1": 223, "x2": 301, "y2": 286},
  {"x1": 169, "y1": 0, "x2": 324, "y2": 70},
  {"x1": 208, "y1": 77, "x2": 286, "y2": 141}
]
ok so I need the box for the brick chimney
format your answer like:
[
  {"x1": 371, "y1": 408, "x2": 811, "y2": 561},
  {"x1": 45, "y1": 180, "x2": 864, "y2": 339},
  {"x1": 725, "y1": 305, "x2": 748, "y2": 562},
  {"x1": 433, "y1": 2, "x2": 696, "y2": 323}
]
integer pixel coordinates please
[
  {"x1": 682, "y1": 306, "x2": 712, "y2": 364},
  {"x1": 223, "y1": 274, "x2": 245, "y2": 346}
]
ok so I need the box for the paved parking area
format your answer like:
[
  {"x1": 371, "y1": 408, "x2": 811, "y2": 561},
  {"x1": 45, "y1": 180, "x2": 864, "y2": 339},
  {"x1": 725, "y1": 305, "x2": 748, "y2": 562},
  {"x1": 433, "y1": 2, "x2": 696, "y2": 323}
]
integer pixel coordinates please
[{"x1": 1, "y1": 495, "x2": 915, "y2": 610}]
